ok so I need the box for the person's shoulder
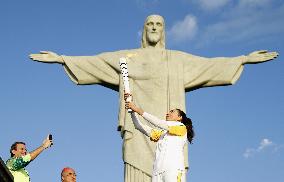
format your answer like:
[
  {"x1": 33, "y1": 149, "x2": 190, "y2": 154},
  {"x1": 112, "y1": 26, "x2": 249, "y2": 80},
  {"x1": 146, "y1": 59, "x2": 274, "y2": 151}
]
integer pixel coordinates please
[
  {"x1": 168, "y1": 123, "x2": 187, "y2": 136},
  {"x1": 6, "y1": 157, "x2": 15, "y2": 167},
  {"x1": 6, "y1": 154, "x2": 31, "y2": 163},
  {"x1": 6, "y1": 157, "x2": 12, "y2": 163},
  {"x1": 166, "y1": 121, "x2": 184, "y2": 126}
]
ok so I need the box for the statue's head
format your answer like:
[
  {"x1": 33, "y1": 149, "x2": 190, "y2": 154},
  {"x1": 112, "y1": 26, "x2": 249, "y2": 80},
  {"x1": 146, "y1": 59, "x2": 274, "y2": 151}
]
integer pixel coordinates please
[{"x1": 141, "y1": 14, "x2": 165, "y2": 49}]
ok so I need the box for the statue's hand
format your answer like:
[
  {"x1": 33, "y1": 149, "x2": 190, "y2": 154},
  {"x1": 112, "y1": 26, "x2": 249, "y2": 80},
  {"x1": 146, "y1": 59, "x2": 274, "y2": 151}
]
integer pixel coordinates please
[
  {"x1": 29, "y1": 51, "x2": 64, "y2": 64},
  {"x1": 245, "y1": 50, "x2": 279, "y2": 64}
]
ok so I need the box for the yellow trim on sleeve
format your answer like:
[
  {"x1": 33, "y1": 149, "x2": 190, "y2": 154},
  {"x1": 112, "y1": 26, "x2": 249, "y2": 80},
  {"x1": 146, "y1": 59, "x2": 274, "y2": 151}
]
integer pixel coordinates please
[
  {"x1": 168, "y1": 125, "x2": 187, "y2": 136},
  {"x1": 177, "y1": 172, "x2": 182, "y2": 182},
  {"x1": 150, "y1": 129, "x2": 163, "y2": 142}
]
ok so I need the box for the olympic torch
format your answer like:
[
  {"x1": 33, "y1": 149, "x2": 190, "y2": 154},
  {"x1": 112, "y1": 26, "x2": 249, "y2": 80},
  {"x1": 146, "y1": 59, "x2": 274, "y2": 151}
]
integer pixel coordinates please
[{"x1": 119, "y1": 57, "x2": 132, "y2": 112}]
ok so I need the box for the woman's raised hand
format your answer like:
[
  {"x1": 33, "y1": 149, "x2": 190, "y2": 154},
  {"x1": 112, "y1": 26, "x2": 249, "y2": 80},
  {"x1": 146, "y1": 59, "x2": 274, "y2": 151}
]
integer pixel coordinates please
[
  {"x1": 125, "y1": 101, "x2": 134, "y2": 111},
  {"x1": 124, "y1": 93, "x2": 144, "y2": 115}
]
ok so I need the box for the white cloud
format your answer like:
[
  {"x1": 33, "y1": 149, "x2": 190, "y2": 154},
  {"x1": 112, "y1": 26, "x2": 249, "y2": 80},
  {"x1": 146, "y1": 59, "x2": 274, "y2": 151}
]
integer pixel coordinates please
[
  {"x1": 196, "y1": 0, "x2": 230, "y2": 10},
  {"x1": 243, "y1": 138, "x2": 279, "y2": 158},
  {"x1": 167, "y1": 14, "x2": 198, "y2": 43},
  {"x1": 273, "y1": 144, "x2": 284, "y2": 152},
  {"x1": 239, "y1": 0, "x2": 271, "y2": 8},
  {"x1": 243, "y1": 148, "x2": 255, "y2": 158},
  {"x1": 196, "y1": 2, "x2": 284, "y2": 47},
  {"x1": 257, "y1": 138, "x2": 273, "y2": 151}
]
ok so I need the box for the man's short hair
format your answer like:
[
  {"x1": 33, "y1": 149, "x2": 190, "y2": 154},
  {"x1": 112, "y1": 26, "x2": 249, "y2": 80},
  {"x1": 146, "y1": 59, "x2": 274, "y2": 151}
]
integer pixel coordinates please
[{"x1": 10, "y1": 142, "x2": 25, "y2": 157}]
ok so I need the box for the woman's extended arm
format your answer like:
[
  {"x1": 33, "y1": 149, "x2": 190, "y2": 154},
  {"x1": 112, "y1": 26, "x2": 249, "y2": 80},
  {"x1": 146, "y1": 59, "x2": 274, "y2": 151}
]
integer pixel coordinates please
[
  {"x1": 141, "y1": 112, "x2": 168, "y2": 130},
  {"x1": 130, "y1": 112, "x2": 152, "y2": 137}
]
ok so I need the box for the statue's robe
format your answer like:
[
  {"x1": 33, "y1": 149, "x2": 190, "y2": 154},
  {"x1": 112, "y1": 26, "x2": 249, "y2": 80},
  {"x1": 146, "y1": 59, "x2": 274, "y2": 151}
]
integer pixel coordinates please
[{"x1": 62, "y1": 48, "x2": 245, "y2": 181}]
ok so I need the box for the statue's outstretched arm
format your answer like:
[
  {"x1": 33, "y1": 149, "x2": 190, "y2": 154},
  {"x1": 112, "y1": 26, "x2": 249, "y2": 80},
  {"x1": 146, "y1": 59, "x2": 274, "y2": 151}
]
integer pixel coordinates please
[
  {"x1": 29, "y1": 51, "x2": 64, "y2": 64},
  {"x1": 243, "y1": 50, "x2": 279, "y2": 64}
]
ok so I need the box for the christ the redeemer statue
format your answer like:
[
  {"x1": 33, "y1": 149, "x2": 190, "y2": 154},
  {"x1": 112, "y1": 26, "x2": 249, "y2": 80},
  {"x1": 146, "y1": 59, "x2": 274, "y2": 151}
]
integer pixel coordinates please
[{"x1": 30, "y1": 15, "x2": 278, "y2": 182}]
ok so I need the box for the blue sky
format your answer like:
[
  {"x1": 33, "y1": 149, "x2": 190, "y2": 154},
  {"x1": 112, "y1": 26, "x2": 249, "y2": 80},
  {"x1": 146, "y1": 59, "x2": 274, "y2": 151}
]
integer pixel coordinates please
[{"x1": 0, "y1": 0, "x2": 283, "y2": 181}]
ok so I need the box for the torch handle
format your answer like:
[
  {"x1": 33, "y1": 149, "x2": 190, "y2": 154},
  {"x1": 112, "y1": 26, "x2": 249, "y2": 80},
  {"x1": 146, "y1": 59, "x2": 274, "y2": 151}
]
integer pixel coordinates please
[{"x1": 119, "y1": 57, "x2": 132, "y2": 112}]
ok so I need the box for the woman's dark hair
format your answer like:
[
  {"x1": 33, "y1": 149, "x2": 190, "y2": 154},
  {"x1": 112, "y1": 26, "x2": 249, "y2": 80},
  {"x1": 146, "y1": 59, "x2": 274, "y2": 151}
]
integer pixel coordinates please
[{"x1": 176, "y1": 109, "x2": 195, "y2": 144}]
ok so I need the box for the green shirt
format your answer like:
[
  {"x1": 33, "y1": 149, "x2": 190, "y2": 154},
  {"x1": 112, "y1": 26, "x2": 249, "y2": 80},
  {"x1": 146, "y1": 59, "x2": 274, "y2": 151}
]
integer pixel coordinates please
[{"x1": 6, "y1": 154, "x2": 31, "y2": 182}]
